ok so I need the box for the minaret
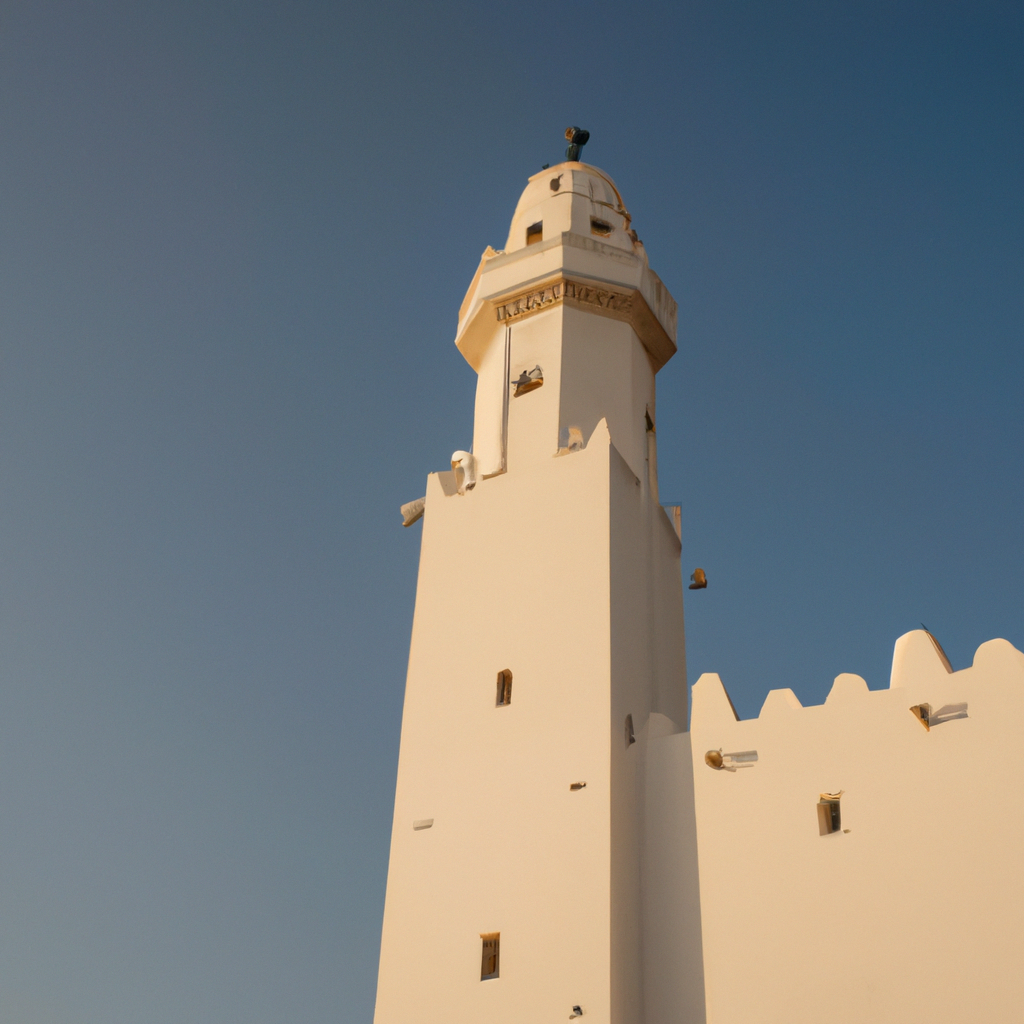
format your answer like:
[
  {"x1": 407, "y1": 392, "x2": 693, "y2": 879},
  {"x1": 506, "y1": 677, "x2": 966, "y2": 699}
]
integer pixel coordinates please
[{"x1": 375, "y1": 136, "x2": 687, "y2": 1024}]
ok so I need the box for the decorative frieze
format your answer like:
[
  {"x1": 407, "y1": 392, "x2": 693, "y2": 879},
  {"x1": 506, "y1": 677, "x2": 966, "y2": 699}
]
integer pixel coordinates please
[
  {"x1": 480, "y1": 272, "x2": 675, "y2": 373},
  {"x1": 494, "y1": 278, "x2": 634, "y2": 323}
]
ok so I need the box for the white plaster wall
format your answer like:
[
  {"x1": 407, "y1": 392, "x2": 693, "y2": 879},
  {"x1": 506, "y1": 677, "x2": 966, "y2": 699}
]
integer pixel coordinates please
[
  {"x1": 605, "y1": 432, "x2": 691, "y2": 1024},
  {"x1": 375, "y1": 419, "x2": 687, "y2": 1024},
  {"x1": 471, "y1": 323, "x2": 507, "y2": 478},
  {"x1": 506, "y1": 307, "x2": 562, "y2": 468},
  {"x1": 471, "y1": 302, "x2": 656, "y2": 480},
  {"x1": 608, "y1": 443, "x2": 653, "y2": 1024},
  {"x1": 644, "y1": 729, "x2": 706, "y2": 1024},
  {"x1": 686, "y1": 629, "x2": 1024, "y2": 1024},
  {"x1": 375, "y1": 446, "x2": 614, "y2": 1024},
  {"x1": 559, "y1": 307, "x2": 653, "y2": 483},
  {"x1": 649, "y1": 506, "x2": 687, "y2": 728}
]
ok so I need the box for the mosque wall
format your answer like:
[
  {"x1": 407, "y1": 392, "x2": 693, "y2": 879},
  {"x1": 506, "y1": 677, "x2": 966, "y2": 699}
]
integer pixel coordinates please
[{"x1": 655, "y1": 629, "x2": 1024, "y2": 1024}]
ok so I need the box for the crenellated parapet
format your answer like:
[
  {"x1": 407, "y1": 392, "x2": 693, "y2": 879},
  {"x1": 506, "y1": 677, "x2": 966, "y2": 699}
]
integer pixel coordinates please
[{"x1": 692, "y1": 628, "x2": 1024, "y2": 732}]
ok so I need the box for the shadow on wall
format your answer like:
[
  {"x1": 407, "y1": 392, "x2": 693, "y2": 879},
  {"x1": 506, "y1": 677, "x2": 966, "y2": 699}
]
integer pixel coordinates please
[{"x1": 644, "y1": 727, "x2": 706, "y2": 1024}]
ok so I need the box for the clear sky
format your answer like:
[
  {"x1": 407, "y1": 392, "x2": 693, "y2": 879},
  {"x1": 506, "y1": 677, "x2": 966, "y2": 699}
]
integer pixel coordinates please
[{"x1": 0, "y1": 1, "x2": 1020, "y2": 1020}]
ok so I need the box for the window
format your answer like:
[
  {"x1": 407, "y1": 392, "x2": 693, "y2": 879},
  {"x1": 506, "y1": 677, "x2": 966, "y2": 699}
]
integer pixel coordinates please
[
  {"x1": 526, "y1": 222, "x2": 543, "y2": 245},
  {"x1": 480, "y1": 933, "x2": 500, "y2": 980},
  {"x1": 591, "y1": 218, "x2": 612, "y2": 237},
  {"x1": 817, "y1": 793, "x2": 842, "y2": 835},
  {"x1": 625, "y1": 713, "x2": 635, "y2": 747},
  {"x1": 496, "y1": 669, "x2": 512, "y2": 707}
]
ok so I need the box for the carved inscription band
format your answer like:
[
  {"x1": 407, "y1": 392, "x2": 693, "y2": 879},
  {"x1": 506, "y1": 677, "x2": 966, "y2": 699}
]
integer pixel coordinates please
[{"x1": 494, "y1": 279, "x2": 634, "y2": 322}]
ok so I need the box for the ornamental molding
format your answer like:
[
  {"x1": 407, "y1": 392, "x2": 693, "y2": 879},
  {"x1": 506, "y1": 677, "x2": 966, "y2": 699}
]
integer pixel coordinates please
[
  {"x1": 494, "y1": 278, "x2": 634, "y2": 322},
  {"x1": 488, "y1": 273, "x2": 675, "y2": 372}
]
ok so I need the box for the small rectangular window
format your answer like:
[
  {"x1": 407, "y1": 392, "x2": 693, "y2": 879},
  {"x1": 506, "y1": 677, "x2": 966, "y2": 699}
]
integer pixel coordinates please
[
  {"x1": 590, "y1": 218, "x2": 612, "y2": 237},
  {"x1": 526, "y1": 222, "x2": 543, "y2": 245},
  {"x1": 496, "y1": 669, "x2": 512, "y2": 706},
  {"x1": 480, "y1": 933, "x2": 500, "y2": 980},
  {"x1": 817, "y1": 793, "x2": 842, "y2": 835}
]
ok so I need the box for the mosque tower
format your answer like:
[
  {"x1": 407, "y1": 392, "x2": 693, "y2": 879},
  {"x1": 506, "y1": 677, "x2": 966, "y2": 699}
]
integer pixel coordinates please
[{"x1": 373, "y1": 135, "x2": 688, "y2": 1024}]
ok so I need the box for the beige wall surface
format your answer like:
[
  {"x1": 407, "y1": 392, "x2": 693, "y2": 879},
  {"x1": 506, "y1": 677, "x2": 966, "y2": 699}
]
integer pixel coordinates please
[
  {"x1": 643, "y1": 729, "x2": 706, "y2": 1024},
  {"x1": 375, "y1": 442, "x2": 614, "y2": 1024},
  {"x1": 680, "y1": 629, "x2": 1024, "y2": 1024},
  {"x1": 375, "y1": 421, "x2": 688, "y2": 1024}
]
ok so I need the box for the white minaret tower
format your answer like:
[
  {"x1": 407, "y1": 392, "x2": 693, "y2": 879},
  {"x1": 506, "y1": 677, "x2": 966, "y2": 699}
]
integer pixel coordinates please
[{"x1": 375, "y1": 138, "x2": 687, "y2": 1024}]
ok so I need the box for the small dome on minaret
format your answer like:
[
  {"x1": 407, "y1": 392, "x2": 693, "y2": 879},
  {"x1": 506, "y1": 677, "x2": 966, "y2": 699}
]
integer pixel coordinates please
[{"x1": 504, "y1": 161, "x2": 637, "y2": 255}]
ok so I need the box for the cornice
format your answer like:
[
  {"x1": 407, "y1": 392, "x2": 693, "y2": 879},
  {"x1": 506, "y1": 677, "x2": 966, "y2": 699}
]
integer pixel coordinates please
[{"x1": 476, "y1": 271, "x2": 677, "y2": 373}]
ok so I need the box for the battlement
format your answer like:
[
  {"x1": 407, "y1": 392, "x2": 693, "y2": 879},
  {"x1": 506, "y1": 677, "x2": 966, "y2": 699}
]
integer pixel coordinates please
[{"x1": 692, "y1": 629, "x2": 1024, "y2": 729}]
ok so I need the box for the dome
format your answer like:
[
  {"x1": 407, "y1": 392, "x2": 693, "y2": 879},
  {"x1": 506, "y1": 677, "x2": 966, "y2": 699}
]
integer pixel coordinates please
[{"x1": 503, "y1": 162, "x2": 638, "y2": 256}]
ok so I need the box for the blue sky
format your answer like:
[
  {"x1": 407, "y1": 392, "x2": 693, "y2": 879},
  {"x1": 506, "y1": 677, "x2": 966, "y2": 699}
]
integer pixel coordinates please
[{"x1": 0, "y1": 1, "x2": 1020, "y2": 1020}]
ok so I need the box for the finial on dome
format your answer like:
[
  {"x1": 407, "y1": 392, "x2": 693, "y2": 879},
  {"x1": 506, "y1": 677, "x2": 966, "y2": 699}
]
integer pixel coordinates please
[{"x1": 564, "y1": 126, "x2": 590, "y2": 162}]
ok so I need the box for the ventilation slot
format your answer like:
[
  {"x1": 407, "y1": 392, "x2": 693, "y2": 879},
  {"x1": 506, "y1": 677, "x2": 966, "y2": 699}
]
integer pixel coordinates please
[
  {"x1": 526, "y1": 222, "x2": 543, "y2": 245},
  {"x1": 625, "y1": 713, "x2": 635, "y2": 747},
  {"x1": 590, "y1": 218, "x2": 612, "y2": 237}
]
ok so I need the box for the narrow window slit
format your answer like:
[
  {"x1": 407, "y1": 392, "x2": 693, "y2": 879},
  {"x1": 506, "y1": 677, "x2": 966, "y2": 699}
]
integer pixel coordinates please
[
  {"x1": 496, "y1": 669, "x2": 512, "y2": 707},
  {"x1": 625, "y1": 713, "x2": 636, "y2": 747},
  {"x1": 817, "y1": 792, "x2": 843, "y2": 835},
  {"x1": 526, "y1": 222, "x2": 543, "y2": 245},
  {"x1": 480, "y1": 933, "x2": 500, "y2": 980}
]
